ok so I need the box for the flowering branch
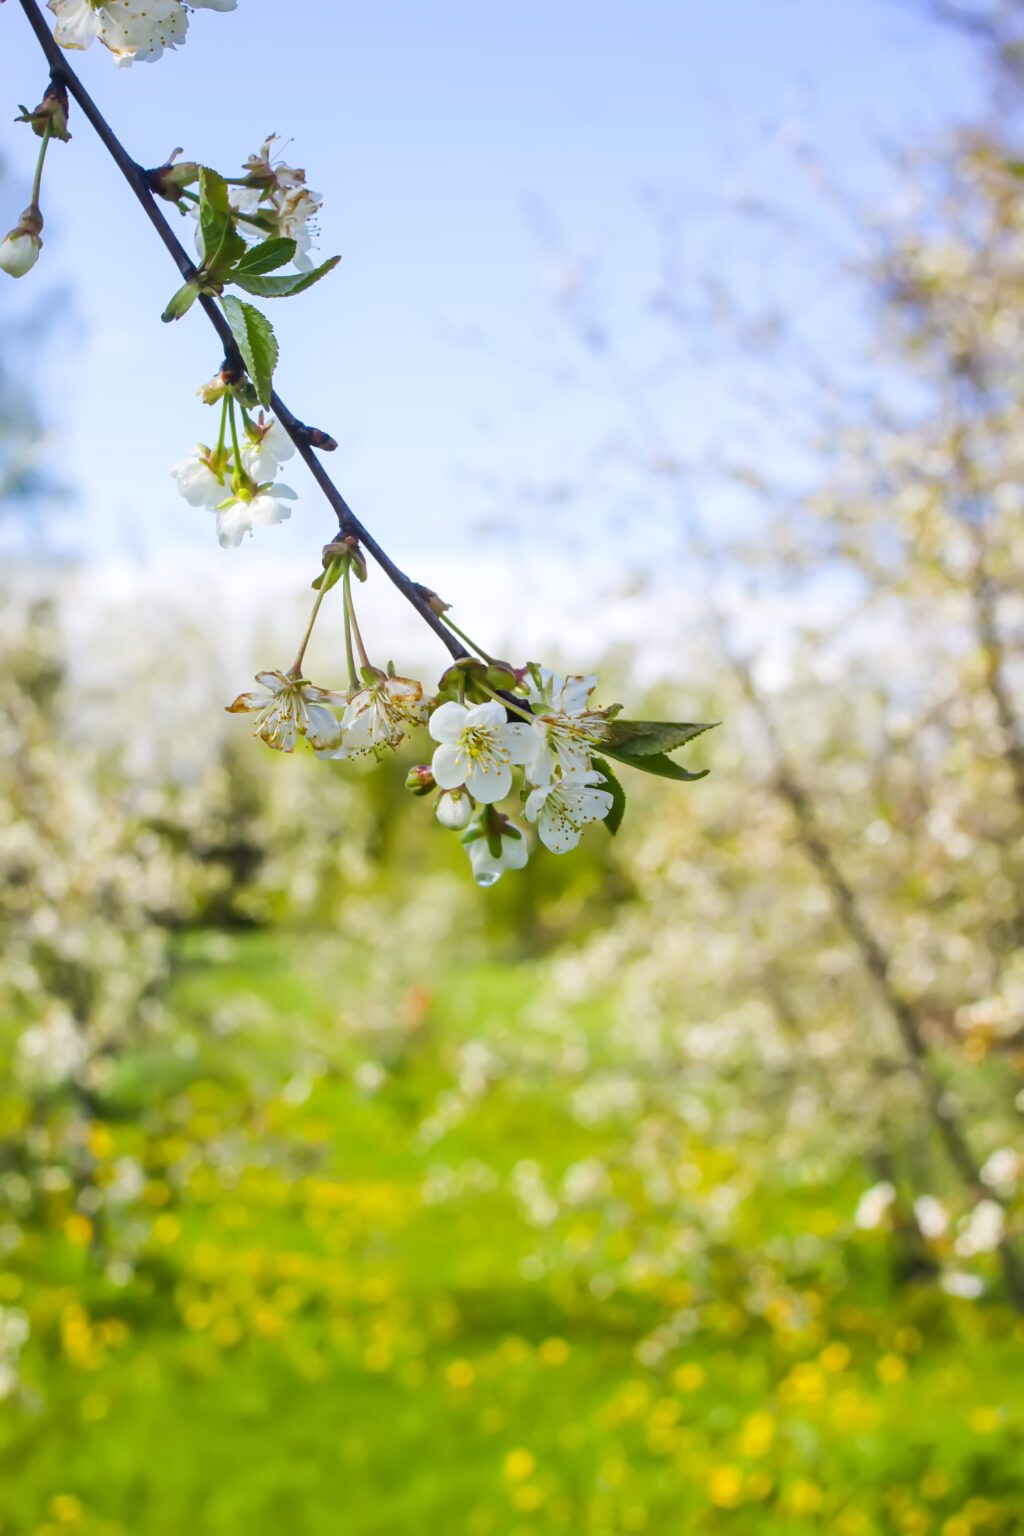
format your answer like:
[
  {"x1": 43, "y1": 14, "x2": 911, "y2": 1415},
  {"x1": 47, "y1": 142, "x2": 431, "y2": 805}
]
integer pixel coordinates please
[
  {"x1": 12, "y1": 0, "x2": 468, "y2": 660},
  {"x1": 5, "y1": 0, "x2": 715, "y2": 888}
]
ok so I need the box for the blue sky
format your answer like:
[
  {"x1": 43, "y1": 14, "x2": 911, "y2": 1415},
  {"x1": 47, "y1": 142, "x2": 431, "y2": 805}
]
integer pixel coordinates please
[{"x1": 0, "y1": 0, "x2": 984, "y2": 592}]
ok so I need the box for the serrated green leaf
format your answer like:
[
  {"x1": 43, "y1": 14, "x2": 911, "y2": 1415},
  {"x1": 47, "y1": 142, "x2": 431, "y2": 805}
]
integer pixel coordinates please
[
  {"x1": 232, "y1": 237, "x2": 298, "y2": 277},
  {"x1": 198, "y1": 166, "x2": 246, "y2": 275},
  {"x1": 221, "y1": 295, "x2": 279, "y2": 407},
  {"x1": 603, "y1": 719, "x2": 718, "y2": 756},
  {"x1": 160, "y1": 279, "x2": 200, "y2": 323},
  {"x1": 599, "y1": 743, "x2": 709, "y2": 782},
  {"x1": 230, "y1": 255, "x2": 341, "y2": 299},
  {"x1": 591, "y1": 756, "x2": 626, "y2": 835}
]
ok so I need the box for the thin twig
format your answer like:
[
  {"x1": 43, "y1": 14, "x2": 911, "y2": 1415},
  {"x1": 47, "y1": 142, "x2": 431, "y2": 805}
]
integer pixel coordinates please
[{"x1": 13, "y1": 0, "x2": 468, "y2": 662}]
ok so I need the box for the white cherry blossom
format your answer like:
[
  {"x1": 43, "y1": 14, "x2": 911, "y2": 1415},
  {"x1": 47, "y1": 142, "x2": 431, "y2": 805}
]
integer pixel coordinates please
[
  {"x1": 241, "y1": 417, "x2": 294, "y2": 483},
  {"x1": 465, "y1": 822, "x2": 529, "y2": 887},
  {"x1": 227, "y1": 671, "x2": 346, "y2": 754},
  {"x1": 320, "y1": 673, "x2": 426, "y2": 759},
  {"x1": 523, "y1": 665, "x2": 613, "y2": 785},
  {"x1": 48, "y1": 0, "x2": 188, "y2": 65},
  {"x1": 524, "y1": 768, "x2": 613, "y2": 853},
  {"x1": 429, "y1": 699, "x2": 532, "y2": 804},
  {"x1": 171, "y1": 446, "x2": 228, "y2": 508},
  {"x1": 213, "y1": 482, "x2": 296, "y2": 548}
]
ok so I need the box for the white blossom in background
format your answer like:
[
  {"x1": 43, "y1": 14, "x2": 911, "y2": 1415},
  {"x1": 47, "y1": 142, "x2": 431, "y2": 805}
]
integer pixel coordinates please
[
  {"x1": 429, "y1": 700, "x2": 532, "y2": 804},
  {"x1": 980, "y1": 1147, "x2": 1020, "y2": 1197},
  {"x1": 941, "y1": 1271, "x2": 984, "y2": 1300},
  {"x1": 525, "y1": 767, "x2": 613, "y2": 853},
  {"x1": 913, "y1": 1195, "x2": 949, "y2": 1240},
  {"x1": 954, "y1": 1198, "x2": 1006, "y2": 1257},
  {"x1": 465, "y1": 822, "x2": 529, "y2": 887},
  {"x1": 227, "y1": 671, "x2": 346, "y2": 753},
  {"x1": 854, "y1": 1181, "x2": 895, "y2": 1230}
]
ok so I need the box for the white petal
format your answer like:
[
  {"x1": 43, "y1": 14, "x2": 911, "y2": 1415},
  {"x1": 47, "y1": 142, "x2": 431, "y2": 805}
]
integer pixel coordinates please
[
  {"x1": 465, "y1": 700, "x2": 507, "y2": 732},
  {"x1": 428, "y1": 700, "x2": 468, "y2": 744},
  {"x1": 431, "y1": 742, "x2": 467, "y2": 790},
  {"x1": 538, "y1": 806, "x2": 583, "y2": 855},
  {"x1": 467, "y1": 841, "x2": 502, "y2": 887},
  {"x1": 465, "y1": 760, "x2": 512, "y2": 804},
  {"x1": 501, "y1": 830, "x2": 529, "y2": 870},
  {"x1": 524, "y1": 786, "x2": 548, "y2": 823},
  {"x1": 501, "y1": 721, "x2": 533, "y2": 765},
  {"x1": 304, "y1": 704, "x2": 342, "y2": 750}
]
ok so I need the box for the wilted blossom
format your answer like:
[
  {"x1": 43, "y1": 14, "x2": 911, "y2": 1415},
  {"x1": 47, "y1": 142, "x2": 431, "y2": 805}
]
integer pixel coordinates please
[
  {"x1": 226, "y1": 671, "x2": 346, "y2": 753},
  {"x1": 323, "y1": 672, "x2": 426, "y2": 759}
]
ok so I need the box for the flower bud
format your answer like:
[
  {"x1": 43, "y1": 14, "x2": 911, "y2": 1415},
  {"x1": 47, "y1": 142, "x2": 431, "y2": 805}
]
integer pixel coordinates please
[
  {"x1": 149, "y1": 151, "x2": 200, "y2": 201},
  {"x1": 436, "y1": 788, "x2": 474, "y2": 829},
  {"x1": 405, "y1": 765, "x2": 435, "y2": 797},
  {"x1": 0, "y1": 228, "x2": 41, "y2": 280},
  {"x1": 16, "y1": 83, "x2": 71, "y2": 143},
  {"x1": 414, "y1": 583, "x2": 451, "y2": 616}
]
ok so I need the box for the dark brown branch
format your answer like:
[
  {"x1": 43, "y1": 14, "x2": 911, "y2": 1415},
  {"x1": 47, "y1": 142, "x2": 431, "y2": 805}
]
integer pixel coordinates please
[{"x1": 14, "y1": 0, "x2": 468, "y2": 662}]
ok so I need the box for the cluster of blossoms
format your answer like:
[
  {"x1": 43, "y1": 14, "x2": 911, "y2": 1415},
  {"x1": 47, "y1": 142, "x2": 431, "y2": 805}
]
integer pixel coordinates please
[
  {"x1": 229, "y1": 614, "x2": 618, "y2": 887},
  {"x1": 172, "y1": 384, "x2": 297, "y2": 546},
  {"x1": 47, "y1": 0, "x2": 234, "y2": 68},
  {"x1": 225, "y1": 544, "x2": 709, "y2": 887}
]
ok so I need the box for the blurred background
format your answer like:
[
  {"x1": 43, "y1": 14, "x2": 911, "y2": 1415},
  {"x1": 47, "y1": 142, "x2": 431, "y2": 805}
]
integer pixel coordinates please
[{"x1": 1, "y1": 1, "x2": 1023, "y2": 1532}]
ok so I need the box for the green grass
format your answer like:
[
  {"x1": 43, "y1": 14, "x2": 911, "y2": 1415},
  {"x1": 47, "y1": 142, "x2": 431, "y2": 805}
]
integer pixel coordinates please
[{"x1": 1, "y1": 932, "x2": 1022, "y2": 1536}]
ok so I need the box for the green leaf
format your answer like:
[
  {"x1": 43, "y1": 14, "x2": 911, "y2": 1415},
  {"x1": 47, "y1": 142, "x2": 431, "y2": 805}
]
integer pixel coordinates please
[
  {"x1": 599, "y1": 743, "x2": 709, "y2": 782},
  {"x1": 160, "y1": 279, "x2": 200, "y2": 323},
  {"x1": 221, "y1": 295, "x2": 279, "y2": 407},
  {"x1": 591, "y1": 756, "x2": 626, "y2": 835},
  {"x1": 603, "y1": 719, "x2": 718, "y2": 757},
  {"x1": 232, "y1": 237, "x2": 298, "y2": 277},
  {"x1": 198, "y1": 166, "x2": 246, "y2": 275},
  {"x1": 230, "y1": 255, "x2": 341, "y2": 299}
]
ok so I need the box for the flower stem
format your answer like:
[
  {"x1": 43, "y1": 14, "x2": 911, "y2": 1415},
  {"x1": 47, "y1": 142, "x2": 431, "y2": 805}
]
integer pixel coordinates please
[
  {"x1": 215, "y1": 395, "x2": 229, "y2": 460},
  {"x1": 30, "y1": 117, "x2": 52, "y2": 210},
  {"x1": 289, "y1": 566, "x2": 336, "y2": 679},
  {"x1": 343, "y1": 562, "x2": 372, "y2": 672},
  {"x1": 342, "y1": 569, "x2": 359, "y2": 691},
  {"x1": 227, "y1": 396, "x2": 243, "y2": 468},
  {"x1": 441, "y1": 616, "x2": 496, "y2": 663}
]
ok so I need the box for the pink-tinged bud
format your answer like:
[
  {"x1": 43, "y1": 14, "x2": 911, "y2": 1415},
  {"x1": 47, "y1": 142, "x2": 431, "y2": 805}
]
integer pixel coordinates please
[
  {"x1": 405, "y1": 765, "x2": 436, "y2": 796},
  {"x1": 435, "y1": 788, "x2": 474, "y2": 829},
  {"x1": 0, "y1": 228, "x2": 41, "y2": 279}
]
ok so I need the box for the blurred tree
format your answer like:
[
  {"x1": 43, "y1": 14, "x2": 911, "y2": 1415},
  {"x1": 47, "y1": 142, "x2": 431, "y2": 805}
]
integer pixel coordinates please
[{"x1": 506, "y1": 0, "x2": 1024, "y2": 1307}]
